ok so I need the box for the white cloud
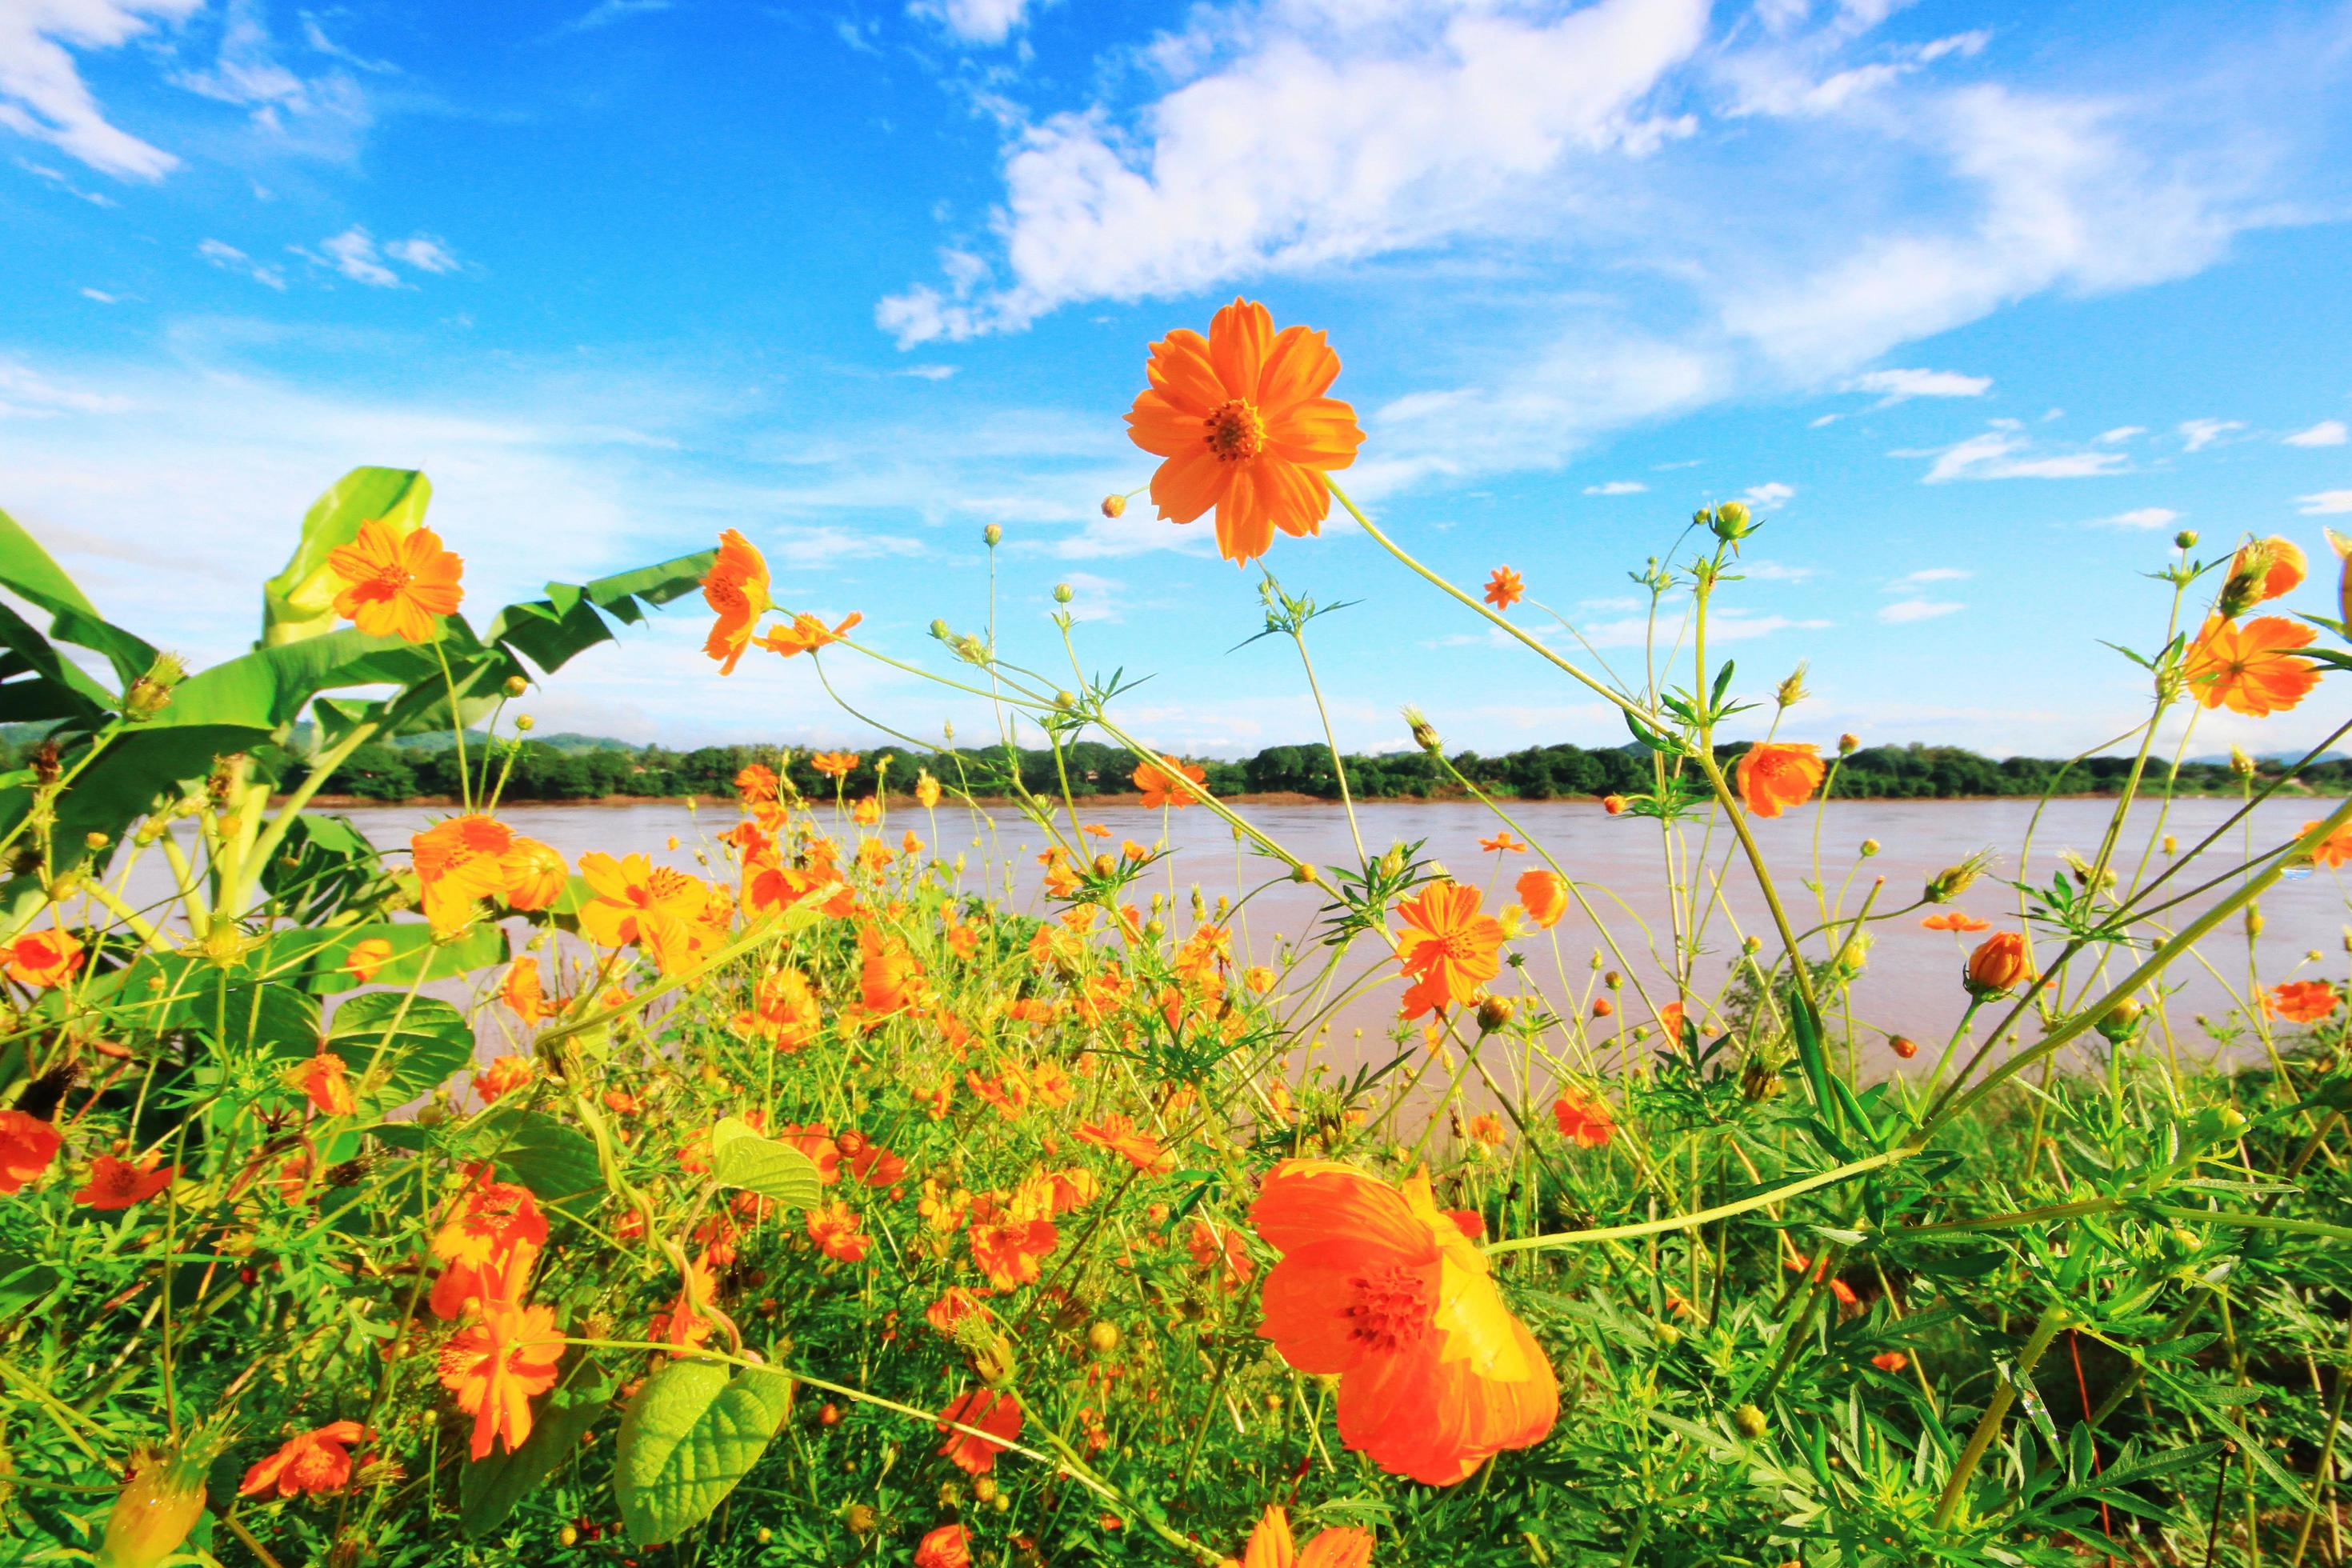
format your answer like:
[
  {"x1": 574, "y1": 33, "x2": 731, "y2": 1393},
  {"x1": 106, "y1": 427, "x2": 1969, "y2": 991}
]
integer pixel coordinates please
[
  {"x1": 558, "y1": 0, "x2": 674, "y2": 34},
  {"x1": 0, "y1": 358, "x2": 132, "y2": 418},
  {"x1": 0, "y1": 0, "x2": 201, "y2": 179},
  {"x1": 385, "y1": 234, "x2": 459, "y2": 274},
  {"x1": 1582, "y1": 480, "x2": 1647, "y2": 495},
  {"x1": 2095, "y1": 426, "x2": 2145, "y2": 443},
  {"x1": 878, "y1": 0, "x2": 1712, "y2": 343},
  {"x1": 1887, "y1": 567, "x2": 1970, "y2": 589},
  {"x1": 1846, "y1": 366, "x2": 1990, "y2": 402},
  {"x1": 2297, "y1": 490, "x2": 2352, "y2": 516},
  {"x1": 1878, "y1": 598, "x2": 1963, "y2": 622},
  {"x1": 1742, "y1": 481, "x2": 1794, "y2": 507},
  {"x1": 198, "y1": 238, "x2": 288, "y2": 291},
  {"x1": 895, "y1": 364, "x2": 958, "y2": 382},
  {"x1": 1910, "y1": 427, "x2": 2128, "y2": 483},
  {"x1": 2091, "y1": 506, "x2": 2181, "y2": 530},
  {"x1": 2284, "y1": 419, "x2": 2347, "y2": 448},
  {"x1": 1741, "y1": 559, "x2": 1815, "y2": 582},
  {"x1": 80, "y1": 286, "x2": 118, "y2": 303},
  {"x1": 319, "y1": 226, "x2": 400, "y2": 286},
  {"x1": 2178, "y1": 418, "x2": 2242, "y2": 452},
  {"x1": 910, "y1": 0, "x2": 1035, "y2": 46}
]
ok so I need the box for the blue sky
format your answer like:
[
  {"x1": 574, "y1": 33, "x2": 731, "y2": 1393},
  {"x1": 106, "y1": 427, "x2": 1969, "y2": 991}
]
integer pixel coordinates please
[{"x1": 2, "y1": 0, "x2": 2350, "y2": 759}]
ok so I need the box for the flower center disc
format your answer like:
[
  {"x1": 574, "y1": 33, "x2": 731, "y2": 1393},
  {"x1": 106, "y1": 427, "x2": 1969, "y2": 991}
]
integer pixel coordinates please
[
  {"x1": 1344, "y1": 1263, "x2": 1434, "y2": 1353},
  {"x1": 1205, "y1": 398, "x2": 1267, "y2": 462}
]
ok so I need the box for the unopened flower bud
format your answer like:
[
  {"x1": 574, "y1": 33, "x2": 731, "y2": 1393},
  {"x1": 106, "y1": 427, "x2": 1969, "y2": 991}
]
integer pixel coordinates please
[
  {"x1": 1966, "y1": 931, "x2": 2030, "y2": 997},
  {"x1": 1889, "y1": 1034, "x2": 1918, "y2": 1059},
  {"x1": 85, "y1": 830, "x2": 109, "y2": 851},
  {"x1": 1925, "y1": 855, "x2": 1986, "y2": 903},
  {"x1": 1775, "y1": 662, "x2": 1809, "y2": 709},
  {"x1": 1711, "y1": 500, "x2": 1752, "y2": 541},
  {"x1": 1100, "y1": 494, "x2": 1126, "y2": 518},
  {"x1": 2229, "y1": 743, "x2": 2254, "y2": 778},
  {"x1": 1054, "y1": 690, "x2": 1077, "y2": 710},
  {"x1": 1053, "y1": 582, "x2": 1074, "y2": 604},
  {"x1": 1859, "y1": 838, "x2": 1879, "y2": 858},
  {"x1": 1838, "y1": 733, "x2": 1860, "y2": 755},
  {"x1": 930, "y1": 618, "x2": 953, "y2": 640},
  {"x1": 982, "y1": 524, "x2": 1002, "y2": 547},
  {"x1": 98, "y1": 1442, "x2": 214, "y2": 1568},
  {"x1": 1403, "y1": 706, "x2": 1442, "y2": 755},
  {"x1": 1477, "y1": 995, "x2": 1515, "y2": 1034},
  {"x1": 2219, "y1": 539, "x2": 2274, "y2": 618},
  {"x1": 2174, "y1": 530, "x2": 2198, "y2": 551},
  {"x1": 122, "y1": 651, "x2": 187, "y2": 722},
  {"x1": 514, "y1": 714, "x2": 534, "y2": 731},
  {"x1": 502, "y1": 674, "x2": 529, "y2": 698},
  {"x1": 1734, "y1": 1403, "x2": 1769, "y2": 1439},
  {"x1": 2096, "y1": 995, "x2": 2143, "y2": 1042},
  {"x1": 2243, "y1": 905, "x2": 2264, "y2": 938}
]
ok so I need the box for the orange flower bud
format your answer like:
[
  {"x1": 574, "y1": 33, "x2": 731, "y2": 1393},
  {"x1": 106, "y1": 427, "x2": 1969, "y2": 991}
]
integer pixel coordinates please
[{"x1": 1965, "y1": 931, "x2": 2031, "y2": 997}]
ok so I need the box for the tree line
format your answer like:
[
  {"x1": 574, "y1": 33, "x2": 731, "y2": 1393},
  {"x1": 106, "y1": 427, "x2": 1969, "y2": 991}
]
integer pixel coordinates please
[{"x1": 282, "y1": 736, "x2": 2346, "y2": 804}]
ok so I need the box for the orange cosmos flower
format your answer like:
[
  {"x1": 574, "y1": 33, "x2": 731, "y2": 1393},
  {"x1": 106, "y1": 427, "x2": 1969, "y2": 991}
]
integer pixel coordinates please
[
  {"x1": 438, "y1": 1299, "x2": 563, "y2": 1459},
  {"x1": 1965, "y1": 931, "x2": 2032, "y2": 997},
  {"x1": 2266, "y1": 980, "x2": 2339, "y2": 1024},
  {"x1": 2183, "y1": 615, "x2": 2319, "y2": 716},
  {"x1": 238, "y1": 1421, "x2": 370, "y2": 1500},
  {"x1": 1075, "y1": 1114, "x2": 1172, "y2": 1173},
  {"x1": 701, "y1": 530, "x2": 772, "y2": 675},
  {"x1": 500, "y1": 837, "x2": 567, "y2": 911},
  {"x1": 859, "y1": 928, "x2": 921, "y2": 1016},
  {"x1": 1190, "y1": 1218, "x2": 1256, "y2": 1293},
  {"x1": 1237, "y1": 1503, "x2": 1375, "y2": 1568},
  {"x1": 341, "y1": 937, "x2": 394, "y2": 986},
  {"x1": 1482, "y1": 567, "x2": 1524, "y2": 611},
  {"x1": 734, "y1": 763, "x2": 779, "y2": 803},
  {"x1": 1392, "y1": 881, "x2": 1505, "y2": 1021},
  {"x1": 433, "y1": 1175, "x2": 547, "y2": 1271},
  {"x1": 2302, "y1": 818, "x2": 2352, "y2": 869},
  {"x1": 1479, "y1": 830, "x2": 1526, "y2": 854},
  {"x1": 915, "y1": 1522, "x2": 972, "y2": 1568},
  {"x1": 1126, "y1": 298, "x2": 1366, "y2": 566},
  {"x1": 499, "y1": 959, "x2": 545, "y2": 1026},
  {"x1": 577, "y1": 852, "x2": 706, "y2": 972},
  {"x1": 326, "y1": 520, "x2": 464, "y2": 642},
  {"x1": 5, "y1": 928, "x2": 82, "y2": 989},
  {"x1": 1515, "y1": 869, "x2": 1567, "y2": 930},
  {"x1": 968, "y1": 1207, "x2": 1058, "y2": 1289},
  {"x1": 1253, "y1": 1160, "x2": 1558, "y2": 1484},
  {"x1": 806, "y1": 1201, "x2": 870, "y2": 1262},
  {"x1": 758, "y1": 610, "x2": 862, "y2": 659},
  {"x1": 812, "y1": 750, "x2": 861, "y2": 781},
  {"x1": 935, "y1": 1389, "x2": 1022, "y2": 1475},
  {"x1": 473, "y1": 1054, "x2": 534, "y2": 1103},
  {"x1": 1922, "y1": 912, "x2": 1990, "y2": 933},
  {"x1": 2230, "y1": 535, "x2": 2306, "y2": 606},
  {"x1": 0, "y1": 1111, "x2": 61, "y2": 1193},
  {"x1": 413, "y1": 814, "x2": 514, "y2": 902},
  {"x1": 298, "y1": 1047, "x2": 354, "y2": 1117},
  {"x1": 75, "y1": 1153, "x2": 177, "y2": 1210},
  {"x1": 1735, "y1": 742, "x2": 1825, "y2": 819},
  {"x1": 1134, "y1": 753, "x2": 1206, "y2": 810},
  {"x1": 1871, "y1": 1350, "x2": 1910, "y2": 1374},
  {"x1": 1551, "y1": 1087, "x2": 1614, "y2": 1149}
]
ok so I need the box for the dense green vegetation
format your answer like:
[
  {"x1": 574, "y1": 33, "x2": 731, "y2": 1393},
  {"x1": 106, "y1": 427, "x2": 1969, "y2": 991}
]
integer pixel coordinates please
[{"x1": 274, "y1": 733, "x2": 2352, "y2": 805}]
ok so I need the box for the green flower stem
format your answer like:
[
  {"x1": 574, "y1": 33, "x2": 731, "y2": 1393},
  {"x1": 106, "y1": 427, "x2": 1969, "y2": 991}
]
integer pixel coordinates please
[
  {"x1": 1481, "y1": 1147, "x2": 1910, "y2": 1255},
  {"x1": 1932, "y1": 1302, "x2": 2071, "y2": 1531}
]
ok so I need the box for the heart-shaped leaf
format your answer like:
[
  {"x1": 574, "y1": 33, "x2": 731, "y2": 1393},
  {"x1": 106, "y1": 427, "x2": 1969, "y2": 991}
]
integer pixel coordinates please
[
  {"x1": 613, "y1": 1358, "x2": 792, "y2": 1546},
  {"x1": 708, "y1": 1117, "x2": 822, "y2": 1212}
]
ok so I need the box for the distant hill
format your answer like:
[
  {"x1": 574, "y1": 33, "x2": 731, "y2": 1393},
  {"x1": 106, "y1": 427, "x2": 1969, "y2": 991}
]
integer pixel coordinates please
[{"x1": 390, "y1": 729, "x2": 637, "y2": 756}]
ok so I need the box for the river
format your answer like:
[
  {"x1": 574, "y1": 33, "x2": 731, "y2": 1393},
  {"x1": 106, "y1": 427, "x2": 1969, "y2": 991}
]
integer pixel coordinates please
[{"x1": 310, "y1": 793, "x2": 2346, "y2": 1082}]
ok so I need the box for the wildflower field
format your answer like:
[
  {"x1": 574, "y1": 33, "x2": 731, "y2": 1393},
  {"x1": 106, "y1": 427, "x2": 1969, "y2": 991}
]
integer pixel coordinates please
[{"x1": 4, "y1": 299, "x2": 2352, "y2": 1568}]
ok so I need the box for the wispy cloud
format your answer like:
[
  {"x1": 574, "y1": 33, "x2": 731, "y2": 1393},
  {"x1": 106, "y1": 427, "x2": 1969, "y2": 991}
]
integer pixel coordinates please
[
  {"x1": 198, "y1": 238, "x2": 288, "y2": 290},
  {"x1": 1908, "y1": 425, "x2": 2128, "y2": 483},
  {"x1": 1845, "y1": 366, "x2": 1991, "y2": 403},
  {"x1": 1742, "y1": 481, "x2": 1794, "y2": 508},
  {"x1": 0, "y1": 0, "x2": 200, "y2": 179},
  {"x1": 2178, "y1": 418, "x2": 2243, "y2": 452},
  {"x1": 2090, "y1": 506, "x2": 2181, "y2": 530},
  {"x1": 1582, "y1": 480, "x2": 1646, "y2": 495},
  {"x1": 2284, "y1": 419, "x2": 2346, "y2": 448},
  {"x1": 2297, "y1": 490, "x2": 2352, "y2": 516},
  {"x1": 2095, "y1": 426, "x2": 2146, "y2": 443},
  {"x1": 1887, "y1": 568, "x2": 1970, "y2": 590},
  {"x1": 908, "y1": 0, "x2": 1038, "y2": 46},
  {"x1": 558, "y1": 0, "x2": 674, "y2": 36},
  {"x1": 1879, "y1": 598, "x2": 1964, "y2": 623}
]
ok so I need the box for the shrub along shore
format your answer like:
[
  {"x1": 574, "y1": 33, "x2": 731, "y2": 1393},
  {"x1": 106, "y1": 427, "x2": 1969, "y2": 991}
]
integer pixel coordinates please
[{"x1": 261, "y1": 733, "x2": 2350, "y2": 806}]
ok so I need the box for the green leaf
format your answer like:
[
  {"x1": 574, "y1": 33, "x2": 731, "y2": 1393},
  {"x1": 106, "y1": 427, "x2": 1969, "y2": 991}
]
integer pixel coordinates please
[
  {"x1": 290, "y1": 920, "x2": 509, "y2": 994},
  {"x1": 195, "y1": 983, "x2": 322, "y2": 1056},
  {"x1": 613, "y1": 1358, "x2": 793, "y2": 1546},
  {"x1": 487, "y1": 550, "x2": 717, "y2": 678},
  {"x1": 464, "y1": 1106, "x2": 604, "y2": 1204},
  {"x1": 263, "y1": 468, "x2": 434, "y2": 647},
  {"x1": 314, "y1": 991, "x2": 475, "y2": 1107},
  {"x1": 459, "y1": 1354, "x2": 611, "y2": 1538},
  {"x1": 0, "y1": 505, "x2": 157, "y2": 686},
  {"x1": 707, "y1": 1116, "x2": 824, "y2": 1212}
]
